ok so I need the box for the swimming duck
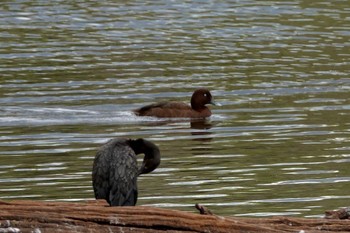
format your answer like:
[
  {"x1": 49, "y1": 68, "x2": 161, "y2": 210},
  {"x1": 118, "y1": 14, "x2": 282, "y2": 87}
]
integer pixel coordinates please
[{"x1": 134, "y1": 89, "x2": 216, "y2": 118}]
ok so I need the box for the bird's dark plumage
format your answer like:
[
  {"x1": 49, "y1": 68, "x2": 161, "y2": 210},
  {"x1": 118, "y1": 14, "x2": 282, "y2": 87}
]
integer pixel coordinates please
[
  {"x1": 134, "y1": 89, "x2": 216, "y2": 118},
  {"x1": 92, "y1": 138, "x2": 160, "y2": 206}
]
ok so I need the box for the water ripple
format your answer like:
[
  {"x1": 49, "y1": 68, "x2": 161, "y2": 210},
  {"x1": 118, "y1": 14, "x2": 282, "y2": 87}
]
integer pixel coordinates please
[{"x1": 0, "y1": 0, "x2": 349, "y2": 217}]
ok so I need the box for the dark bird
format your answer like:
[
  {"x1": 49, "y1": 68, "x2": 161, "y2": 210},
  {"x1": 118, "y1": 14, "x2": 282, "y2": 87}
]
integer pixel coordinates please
[
  {"x1": 92, "y1": 138, "x2": 160, "y2": 206},
  {"x1": 134, "y1": 88, "x2": 216, "y2": 118}
]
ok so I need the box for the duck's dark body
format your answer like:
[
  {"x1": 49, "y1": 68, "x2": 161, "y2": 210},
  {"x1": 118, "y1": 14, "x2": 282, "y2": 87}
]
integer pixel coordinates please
[{"x1": 134, "y1": 89, "x2": 215, "y2": 118}]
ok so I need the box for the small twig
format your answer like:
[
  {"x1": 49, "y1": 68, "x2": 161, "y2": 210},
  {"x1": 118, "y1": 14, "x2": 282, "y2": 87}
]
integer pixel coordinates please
[{"x1": 195, "y1": 204, "x2": 214, "y2": 215}]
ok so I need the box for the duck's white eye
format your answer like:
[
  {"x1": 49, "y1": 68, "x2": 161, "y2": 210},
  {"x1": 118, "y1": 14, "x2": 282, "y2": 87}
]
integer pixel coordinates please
[{"x1": 204, "y1": 93, "x2": 207, "y2": 97}]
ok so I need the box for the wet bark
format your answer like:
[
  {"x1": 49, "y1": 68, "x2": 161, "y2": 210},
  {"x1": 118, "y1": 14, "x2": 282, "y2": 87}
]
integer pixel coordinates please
[{"x1": 0, "y1": 199, "x2": 349, "y2": 233}]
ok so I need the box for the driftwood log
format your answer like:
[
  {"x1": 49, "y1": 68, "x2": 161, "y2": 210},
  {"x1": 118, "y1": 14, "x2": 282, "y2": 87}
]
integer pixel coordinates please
[{"x1": 0, "y1": 200, "x2": 350, "y2": 233}]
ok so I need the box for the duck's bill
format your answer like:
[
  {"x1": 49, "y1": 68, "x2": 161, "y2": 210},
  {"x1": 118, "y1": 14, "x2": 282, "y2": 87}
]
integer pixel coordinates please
[{"x1": 210, "y1": 101, "x2": 221, "y2": 106}]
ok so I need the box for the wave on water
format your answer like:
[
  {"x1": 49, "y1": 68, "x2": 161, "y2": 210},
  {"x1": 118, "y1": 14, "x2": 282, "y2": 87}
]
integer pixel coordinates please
[
  {"x1": 0, "y1": 106, "x2": 165, "y2": 126},
  {"x1": 0, "y1": 106, "x2": 229, "y2": 126}
]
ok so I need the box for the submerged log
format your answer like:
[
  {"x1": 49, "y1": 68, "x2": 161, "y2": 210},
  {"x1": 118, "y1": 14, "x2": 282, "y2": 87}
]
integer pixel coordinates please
[{"x1": 0, "y1": 200, "x2": 350, "y2": 233}]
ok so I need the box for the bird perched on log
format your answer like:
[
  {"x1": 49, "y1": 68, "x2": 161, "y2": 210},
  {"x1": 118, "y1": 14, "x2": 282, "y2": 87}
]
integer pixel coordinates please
[{"x1": 92, "y1": 138, "x2": 160, "y2": 206}]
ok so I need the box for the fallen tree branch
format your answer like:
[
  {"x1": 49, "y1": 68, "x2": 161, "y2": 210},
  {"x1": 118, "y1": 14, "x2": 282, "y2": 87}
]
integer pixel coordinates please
[{"x1": 1, "y1": 200, "x2": 350, "y2": 233}]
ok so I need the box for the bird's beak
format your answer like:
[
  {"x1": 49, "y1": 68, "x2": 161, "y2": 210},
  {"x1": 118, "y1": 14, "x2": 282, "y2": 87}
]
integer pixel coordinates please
[{"x1": 209, "y1": 100, "x2": 221, "y2": 106}]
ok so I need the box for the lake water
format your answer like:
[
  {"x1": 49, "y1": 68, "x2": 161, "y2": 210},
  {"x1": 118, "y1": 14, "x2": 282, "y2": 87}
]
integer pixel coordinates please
[{"x1": 0, "y1": 1, "x2": 349, "y2": 218}]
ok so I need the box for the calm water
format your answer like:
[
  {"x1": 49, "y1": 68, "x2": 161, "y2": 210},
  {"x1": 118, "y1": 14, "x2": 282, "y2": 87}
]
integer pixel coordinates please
[{"x1": 0, "y1": 1, "x2": 349, "y2": 218}]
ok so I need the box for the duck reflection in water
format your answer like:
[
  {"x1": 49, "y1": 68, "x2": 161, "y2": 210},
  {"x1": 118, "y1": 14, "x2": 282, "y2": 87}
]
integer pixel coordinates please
[
  {"x1": 134, "y1": 89, "x2": 217, "y2": 118},
  {"x1": 92, "y1": 138, "x2": 160, "y2": 206},
  {"x1": 190, "y1": 119, "x2": 214, "y2": 147},
  {"x1": 190, "y1": 119, "x2": 213, "y2": 130}
]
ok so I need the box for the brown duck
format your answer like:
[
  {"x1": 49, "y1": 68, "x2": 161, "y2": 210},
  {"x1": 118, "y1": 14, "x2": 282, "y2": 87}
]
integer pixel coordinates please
[{"x1": 134, "y1": 89, "x2": 216, "y2": 118}]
